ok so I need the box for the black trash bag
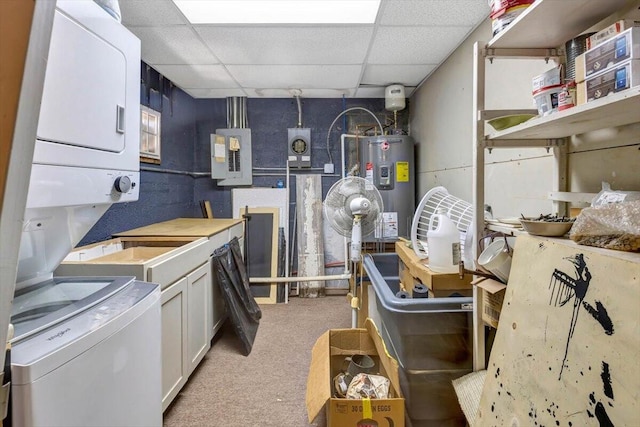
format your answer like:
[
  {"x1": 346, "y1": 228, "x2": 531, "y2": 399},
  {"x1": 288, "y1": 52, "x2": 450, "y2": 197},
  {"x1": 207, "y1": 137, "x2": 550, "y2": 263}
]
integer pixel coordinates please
[{"x1": 211, "y1": 237, "x2": 262, "y2": 355}]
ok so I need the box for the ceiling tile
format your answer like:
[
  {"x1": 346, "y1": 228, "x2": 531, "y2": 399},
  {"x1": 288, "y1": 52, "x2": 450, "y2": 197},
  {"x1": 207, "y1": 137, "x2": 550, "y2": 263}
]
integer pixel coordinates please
[
  {"x1": 367, "y1": 25, "x2": 472, "y2": 64},
  {"x1": 129, "y1": 26, "x2": 219, "y2": 65},
  {"x1": 361, "y1": 64, "x2": 436, "y2": 86},
  {"x1": 354, "y1": 87, "x2": 385, "y2": 98},
  {"x1": 195, "y1": 26, "x2": 373, "y2": 64},
  {"x1": 119, "y1": 0, "x2": 490, "y2": 98},
  {"x1": 226, "y1": 65, "x2": 362, "y2": 88},
  {"x1": 184, "y1": 88, "x2": 248, "y2": 98},
  {"x1": 354, "y1": 86, "x2": 414, "y2": 98},
  {"x1": 151, "y1": 65, "x2": 238, "y2": 89},
  {"x1": 379, "y1": 0, "x2": 490, "y2": 26},
  {"x1": 120, "y1": 0, "x2": 187, "y2": 26},
  {"x1": 245, "y1": 88, "x2": 355, "y2": 98}
]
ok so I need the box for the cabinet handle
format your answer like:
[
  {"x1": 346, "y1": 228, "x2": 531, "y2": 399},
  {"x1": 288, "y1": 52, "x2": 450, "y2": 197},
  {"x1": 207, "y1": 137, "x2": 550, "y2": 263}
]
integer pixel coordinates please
[{"x1": 116, "y1": 105, "x2": 125, "y2": 134}]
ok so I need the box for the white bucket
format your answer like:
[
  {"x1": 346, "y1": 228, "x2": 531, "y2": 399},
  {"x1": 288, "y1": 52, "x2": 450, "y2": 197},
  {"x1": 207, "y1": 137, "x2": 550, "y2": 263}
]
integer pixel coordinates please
[
  {"x1": 533, "y1": 85, "x2": 562, "y2": 116},
  {"x1": 478, "y1": 239, "x2": 512, "y2": 283}
]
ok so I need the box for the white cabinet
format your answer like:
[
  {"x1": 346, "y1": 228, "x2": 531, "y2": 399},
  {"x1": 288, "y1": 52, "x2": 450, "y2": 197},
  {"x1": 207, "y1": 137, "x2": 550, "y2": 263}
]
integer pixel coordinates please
[
  {"x1": 187, "y1": 263, "x2": 211, "y2": 372},
  {"x1": 162, "y1": 262, "x2": 211, "y2": 411},
  {"x1": 113, "y1": 218, "x2": 245, "y2": 341},
  {"x1": 161, "y1": 276, "x2": 188, "y2": 410},
  {"x1": 209, "y1": 257, "x2": 227, "y2": 341},
  {"x1": 471, "y1": 0, "x2": 640, "y2": 370}
]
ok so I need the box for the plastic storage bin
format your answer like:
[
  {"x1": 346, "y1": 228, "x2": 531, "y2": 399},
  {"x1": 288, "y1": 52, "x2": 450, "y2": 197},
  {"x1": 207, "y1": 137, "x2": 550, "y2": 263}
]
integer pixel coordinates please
[
  {"x1": 362, "y1": 254, "x2": 473, "y2": 371},
  {"x1": 400, "y1": 368, "x2": 470, "y2": 427}
]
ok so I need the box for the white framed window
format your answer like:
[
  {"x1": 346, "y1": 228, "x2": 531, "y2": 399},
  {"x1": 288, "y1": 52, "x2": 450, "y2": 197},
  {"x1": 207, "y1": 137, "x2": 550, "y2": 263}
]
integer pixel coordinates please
[{"x1": 140, "y1": 106, "x2": 161, "y2": 163}]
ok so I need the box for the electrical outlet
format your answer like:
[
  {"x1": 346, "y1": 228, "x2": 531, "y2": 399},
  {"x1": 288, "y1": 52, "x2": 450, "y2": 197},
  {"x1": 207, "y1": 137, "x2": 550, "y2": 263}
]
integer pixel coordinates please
[{"x1": 324, "y1": 163, "x2": 334, "y2": 174}]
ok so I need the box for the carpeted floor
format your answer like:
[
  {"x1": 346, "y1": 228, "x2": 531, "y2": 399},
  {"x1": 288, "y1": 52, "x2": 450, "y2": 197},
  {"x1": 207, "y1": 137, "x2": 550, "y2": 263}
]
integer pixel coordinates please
[{"x1": 163, "y1": 295, "x2": 351, "y2": 426}]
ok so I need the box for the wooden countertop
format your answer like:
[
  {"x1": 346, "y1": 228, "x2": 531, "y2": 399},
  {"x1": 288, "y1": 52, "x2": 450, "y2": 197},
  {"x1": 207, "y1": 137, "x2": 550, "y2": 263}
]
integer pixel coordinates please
[
  {"x1": 395, "y1": 240, "x2": 473, "y2": 290},
  {"x1": 113, "y1": 218, "x2": 243, "y2": 238}
]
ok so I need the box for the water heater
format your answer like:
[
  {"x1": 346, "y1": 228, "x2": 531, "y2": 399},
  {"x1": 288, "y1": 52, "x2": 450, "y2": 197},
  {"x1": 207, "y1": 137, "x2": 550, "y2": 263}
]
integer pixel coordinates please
[{"x1": 359, "y1": 135, "x2": 415, "y2": 239}]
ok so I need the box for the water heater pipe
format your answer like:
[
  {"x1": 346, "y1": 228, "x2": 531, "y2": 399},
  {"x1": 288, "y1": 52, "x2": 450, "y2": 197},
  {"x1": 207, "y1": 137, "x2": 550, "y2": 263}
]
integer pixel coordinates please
[{"x1": 325, "y1": 107, "x2": 383, "y2": 165}]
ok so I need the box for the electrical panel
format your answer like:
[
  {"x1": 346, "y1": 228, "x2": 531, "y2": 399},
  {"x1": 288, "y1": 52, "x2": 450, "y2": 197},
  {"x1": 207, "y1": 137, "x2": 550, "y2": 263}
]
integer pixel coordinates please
[
  {"x1": 287, "y1": 128, "x2": 311, "y2": 168},
  {"x1": 211, "y1": 128, "x2": 252, "y2": 186}
]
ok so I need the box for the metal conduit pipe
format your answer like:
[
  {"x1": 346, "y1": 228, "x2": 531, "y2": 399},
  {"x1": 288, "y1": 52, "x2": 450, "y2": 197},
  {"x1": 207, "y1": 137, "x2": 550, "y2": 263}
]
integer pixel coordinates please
[{"x1": 285, "y1": 160, "x2": 291, "y2": 302}]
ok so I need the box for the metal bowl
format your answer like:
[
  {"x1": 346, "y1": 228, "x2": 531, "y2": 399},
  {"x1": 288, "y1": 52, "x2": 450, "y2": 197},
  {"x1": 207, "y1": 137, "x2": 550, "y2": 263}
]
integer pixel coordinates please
[{"x1": 520, "y1": 220, "x2": 574, "y2": 237}]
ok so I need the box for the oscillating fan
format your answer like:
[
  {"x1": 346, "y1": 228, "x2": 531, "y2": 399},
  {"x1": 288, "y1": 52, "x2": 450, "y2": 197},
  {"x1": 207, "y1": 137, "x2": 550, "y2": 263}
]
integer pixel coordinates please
[{"x1": 324, "y1": 176, "x2": 384, "y2": 261}]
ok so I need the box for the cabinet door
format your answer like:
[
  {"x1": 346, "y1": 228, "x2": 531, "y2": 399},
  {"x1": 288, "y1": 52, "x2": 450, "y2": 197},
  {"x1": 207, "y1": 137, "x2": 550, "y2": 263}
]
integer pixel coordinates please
[
  {"x1": 187, "y1": 263, "x2": 211, "y2": 374},
  {"x1": 161, "y1": 277, "x2": 188, "y2": 411},
  {"x1": 209, "y1": 257, "x2": 227, "y2": 340},
  {"x1": 38, "y1": 8, "x2": 126, "y2": 153}
]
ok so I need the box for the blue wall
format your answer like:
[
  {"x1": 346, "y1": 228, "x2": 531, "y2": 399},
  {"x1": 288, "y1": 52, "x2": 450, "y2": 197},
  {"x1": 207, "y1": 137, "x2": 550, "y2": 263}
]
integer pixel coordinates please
[{"x1": 81, "y1": 66, "x2": 387, "y2": 245}]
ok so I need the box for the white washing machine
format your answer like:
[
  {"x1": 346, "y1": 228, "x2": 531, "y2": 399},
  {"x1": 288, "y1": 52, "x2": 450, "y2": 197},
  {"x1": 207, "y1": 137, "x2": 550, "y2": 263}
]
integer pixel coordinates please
[{"x1": 10, "y1": 277, "x2": 161, "y2": 426}]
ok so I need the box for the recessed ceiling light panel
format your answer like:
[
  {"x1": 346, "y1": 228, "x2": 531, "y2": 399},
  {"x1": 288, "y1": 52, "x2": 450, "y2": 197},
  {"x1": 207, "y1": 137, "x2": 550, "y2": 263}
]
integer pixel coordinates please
[{"x1": 172, "y1": 0, "x2": 381, "y2": 24}]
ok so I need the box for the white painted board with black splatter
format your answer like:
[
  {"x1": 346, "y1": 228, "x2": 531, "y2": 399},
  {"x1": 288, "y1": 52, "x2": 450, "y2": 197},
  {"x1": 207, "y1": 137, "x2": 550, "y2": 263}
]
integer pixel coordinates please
[{"x1": 476, "y1": 235, "x2": 640, "y2": 427}]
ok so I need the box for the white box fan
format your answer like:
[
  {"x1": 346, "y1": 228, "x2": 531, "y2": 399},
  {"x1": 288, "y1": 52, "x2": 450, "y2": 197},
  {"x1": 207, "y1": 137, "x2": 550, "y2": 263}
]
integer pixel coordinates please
[{"x1": 410, "y1": 186, "x2": 475, "y2": 266}]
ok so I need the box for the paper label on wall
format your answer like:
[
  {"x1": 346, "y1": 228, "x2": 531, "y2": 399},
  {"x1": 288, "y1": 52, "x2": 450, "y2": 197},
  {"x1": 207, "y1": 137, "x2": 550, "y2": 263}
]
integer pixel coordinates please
[
  {"x1": 374, "y1": 212, "x2": 398, "y2": 239},
  {"x1": 365, "y1": 162, "x2": 374, "y2": 183},
  {"x1": 214, "y1": 135, "x2": 226, "y2": 163},
  {"x1": 229, "y1": 136, "x2": 240, "y2": 151},
  {"x1": 396, "y1": 161, "x2": 409, "y2": 182}
]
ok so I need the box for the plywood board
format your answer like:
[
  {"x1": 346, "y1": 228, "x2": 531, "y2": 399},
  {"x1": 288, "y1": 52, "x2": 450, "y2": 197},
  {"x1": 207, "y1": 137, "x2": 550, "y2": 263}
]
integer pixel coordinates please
[
  {"x1": 296, "y1": 175, "x2": 325, "y2": 297},
  {"x1": 241, "y1": 207, "x2": 278, "y2": 304},
  {"x1": 114, "y1": 218, "x2": 242, "y2": 238},
  {"x1": 232, "y1": 188, "x2": 287, "y2": 228},
  {"x1": 200, "y1": 200, "x2": 213, "y2": 218},
  {"x1": 476, "y1": 235, "x2": 640, "y2": 427}
]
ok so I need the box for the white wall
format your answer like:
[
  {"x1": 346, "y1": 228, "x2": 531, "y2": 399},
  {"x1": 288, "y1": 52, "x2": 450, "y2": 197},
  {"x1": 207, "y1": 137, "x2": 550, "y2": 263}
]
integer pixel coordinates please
[{"x1": 410, "y1": 18, "x2": 640, "y2": 219}]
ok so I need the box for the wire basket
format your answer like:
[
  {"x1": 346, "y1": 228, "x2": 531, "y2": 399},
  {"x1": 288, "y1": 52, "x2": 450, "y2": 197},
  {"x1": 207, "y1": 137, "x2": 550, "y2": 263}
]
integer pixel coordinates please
[{"x1": 411, "y1": 186, "x2": 474, "y2": 260}]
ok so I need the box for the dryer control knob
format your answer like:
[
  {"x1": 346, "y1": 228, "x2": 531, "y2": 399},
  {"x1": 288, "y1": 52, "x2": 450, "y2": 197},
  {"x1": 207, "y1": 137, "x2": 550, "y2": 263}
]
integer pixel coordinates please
[{"x1": 114, "y1": 176, "x2": 132, "y2": 193}]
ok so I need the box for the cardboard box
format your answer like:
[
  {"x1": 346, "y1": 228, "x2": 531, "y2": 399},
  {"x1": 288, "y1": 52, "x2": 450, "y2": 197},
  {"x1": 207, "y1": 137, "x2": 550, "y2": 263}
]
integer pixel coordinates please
[
  {"x1": 306, "y1": 319, "x2": 405, "y2": 427},
  {"x1": 575, "y1": 52, "x2": 587, "y2": 83},
  {"x1": 576, "y1": 81, "x2": 586, "y2": 105},
  {"x1": 584, "y1": 59, "x2": 640, "y2": 102},
  {"x1": 473, "y1": 277, "x2": 507, "y2": 329},
  {"x1": 586, "y1": 19, "x2": 640, "y2": 50},
  {"x1": 395, "y1": 241, "x2": 472, "y2": 292},
  {"x1": 582, "y1": 27, "x2": 640, "y2": 79}
]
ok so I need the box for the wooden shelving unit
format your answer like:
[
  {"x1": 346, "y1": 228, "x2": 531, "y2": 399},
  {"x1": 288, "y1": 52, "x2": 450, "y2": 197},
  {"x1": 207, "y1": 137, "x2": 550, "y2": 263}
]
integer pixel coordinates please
[
  {"x1": 488, "y1": 88, "x2": 640, "y2": 140},
  {"x1": 471, "y1": 0, "x2": 639, "y2": 371},
  {"x1": 487, "y1": 0, "x2": 628, "y2": 49}
]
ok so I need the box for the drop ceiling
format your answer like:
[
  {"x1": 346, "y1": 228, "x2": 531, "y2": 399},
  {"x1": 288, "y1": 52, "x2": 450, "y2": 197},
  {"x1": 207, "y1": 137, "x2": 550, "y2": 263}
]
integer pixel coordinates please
[{"x1": 119, "y1": 0, "x2": 490, "y2": 98}]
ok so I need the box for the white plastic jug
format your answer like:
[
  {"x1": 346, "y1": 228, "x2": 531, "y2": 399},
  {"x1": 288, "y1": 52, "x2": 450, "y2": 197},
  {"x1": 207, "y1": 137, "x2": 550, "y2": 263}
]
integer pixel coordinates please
[{"x1": 427, "y1": 209, "x2": 461, "y2": 273}]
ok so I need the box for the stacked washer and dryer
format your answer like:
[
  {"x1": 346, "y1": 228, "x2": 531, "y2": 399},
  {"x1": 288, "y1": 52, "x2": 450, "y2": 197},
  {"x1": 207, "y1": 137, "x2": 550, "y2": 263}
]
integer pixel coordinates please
[{"x1": 8, "y1": 1, "x2": 162, "y2": 426}]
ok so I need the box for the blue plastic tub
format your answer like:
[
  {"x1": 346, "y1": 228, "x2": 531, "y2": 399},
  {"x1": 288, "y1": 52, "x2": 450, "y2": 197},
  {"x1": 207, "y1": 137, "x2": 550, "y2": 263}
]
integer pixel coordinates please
[{"x1": 363, "y1": 253, "x2": 473, "y2": 371}]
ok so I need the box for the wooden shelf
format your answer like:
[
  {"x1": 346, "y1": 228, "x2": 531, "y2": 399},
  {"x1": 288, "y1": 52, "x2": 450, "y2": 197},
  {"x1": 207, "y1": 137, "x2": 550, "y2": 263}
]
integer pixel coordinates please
[
  {"x1": 548, "y1": 191, "x2": 597, "y2": 204},
  {"x1": 486, "y1": 223, "x2": 526, "y2": 237},
  {"x1": 487, "y1": 88, "x2": 640, "y2": 140},
  {"x1": 488, "y1": 0, "x2": 628, "y2": 49}
]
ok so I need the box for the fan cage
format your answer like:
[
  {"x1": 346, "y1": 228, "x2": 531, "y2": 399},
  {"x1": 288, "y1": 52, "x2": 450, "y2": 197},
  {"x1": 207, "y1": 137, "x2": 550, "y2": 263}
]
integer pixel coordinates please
[
  {"x1": 324, "y1": 176, "x2": 384, "y2": 239},
  {"x1": 411, "y1": 186, "x2": 473, "y2": 259}
]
